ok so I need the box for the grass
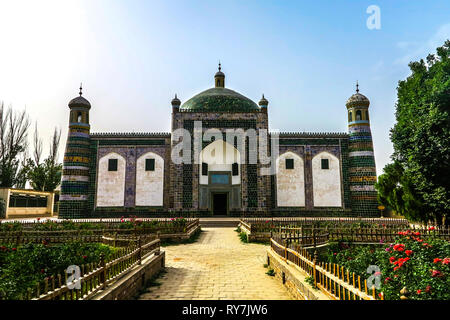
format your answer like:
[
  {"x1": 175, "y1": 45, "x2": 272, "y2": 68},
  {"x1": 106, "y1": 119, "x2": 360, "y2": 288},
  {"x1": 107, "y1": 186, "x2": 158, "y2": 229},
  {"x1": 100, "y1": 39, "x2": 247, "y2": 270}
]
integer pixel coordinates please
[
  {"x1": 305, "y1": 276, "x2": 319, "y2": 290},
  {"x1": 266, "y1": 268, "x2": 275, "y2": 276}
]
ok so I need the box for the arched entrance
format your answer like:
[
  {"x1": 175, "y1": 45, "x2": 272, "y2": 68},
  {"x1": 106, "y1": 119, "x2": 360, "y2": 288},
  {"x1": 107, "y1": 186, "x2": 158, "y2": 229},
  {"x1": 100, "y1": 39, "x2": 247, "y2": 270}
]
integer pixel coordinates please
[{"x1": 198, "y1": 139, "x2": 241, "y2": 215}]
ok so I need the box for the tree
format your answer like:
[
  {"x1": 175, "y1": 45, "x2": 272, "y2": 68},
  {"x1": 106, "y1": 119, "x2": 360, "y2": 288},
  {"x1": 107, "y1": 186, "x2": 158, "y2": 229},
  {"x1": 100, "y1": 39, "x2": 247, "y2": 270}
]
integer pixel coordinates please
[
  {"x1": 0, "y1": 103, "x2": 30, "y2": 188},
  {"x1": 384, "y1": 40, "x2": 450, "y2": 225},
  {"x1": 375, "y1": 161, "x2": 431, "y2": 223},
  {"x1": 26, "y1": 127, "x2": 62, "y2": 192}
]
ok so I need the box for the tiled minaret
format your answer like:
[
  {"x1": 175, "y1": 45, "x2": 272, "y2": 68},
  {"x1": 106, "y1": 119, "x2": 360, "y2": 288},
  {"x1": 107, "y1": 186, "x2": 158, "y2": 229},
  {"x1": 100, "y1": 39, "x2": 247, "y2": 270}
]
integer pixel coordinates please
[
  {"x1": 346, "y1": 83, "x2": 379, "y2": 217},
  {"x1": 59, "y1": 85, "x2": 91, "y2": 218}
]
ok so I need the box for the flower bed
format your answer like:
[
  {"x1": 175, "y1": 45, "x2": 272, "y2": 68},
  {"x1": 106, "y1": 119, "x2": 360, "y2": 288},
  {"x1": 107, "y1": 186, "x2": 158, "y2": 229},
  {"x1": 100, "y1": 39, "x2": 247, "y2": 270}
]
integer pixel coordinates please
[
  {"x1": 318, "y1": 228, "x2": 450, "y2": 300},
  {"x1": 0, "y1": 241, "x2": 117, "y2": 300},
  {"x1": 0, "y1": 217, "x2": 190, "y2": 233}
]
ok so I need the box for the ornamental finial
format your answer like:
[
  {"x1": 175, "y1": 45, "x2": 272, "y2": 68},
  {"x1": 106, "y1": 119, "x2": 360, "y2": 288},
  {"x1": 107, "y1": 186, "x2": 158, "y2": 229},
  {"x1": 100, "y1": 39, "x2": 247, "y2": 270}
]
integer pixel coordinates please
[
  {"x1": 79, "y1": 83, "x2": 83, "y2": 96},
  {"x1": 218, "y1": 61, "x2": 221, "y2": 72},
  {"x1": 356, "y1": 81, "x2": 359, "y2": 93}
]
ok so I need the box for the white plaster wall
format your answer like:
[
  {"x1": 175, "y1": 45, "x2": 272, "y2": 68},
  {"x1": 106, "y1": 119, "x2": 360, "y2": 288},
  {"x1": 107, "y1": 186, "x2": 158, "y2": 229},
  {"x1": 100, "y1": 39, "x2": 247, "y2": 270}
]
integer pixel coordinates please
[
  {"x1": 96, "y1": 153, "x2": 126, "y2": 207},
  {"x1": 312, "y1": 152, "x2": 342, "y2": 207},
  {"x1": 276, "y1": 152, "x2": 305, "y2": 207},
  {"x1": 199, "y1": 140, "x2": 241, "y2": 185},
  {"x1": 135, "y1": 152, "x2": 164, "y2": 206}
]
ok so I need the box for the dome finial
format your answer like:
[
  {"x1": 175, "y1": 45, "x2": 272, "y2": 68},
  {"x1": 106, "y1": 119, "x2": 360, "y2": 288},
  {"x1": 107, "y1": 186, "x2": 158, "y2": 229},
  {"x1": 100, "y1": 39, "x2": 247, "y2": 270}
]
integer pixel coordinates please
[
  {"x1": 171, "y1": 93, "x2": 181, "y2": 107},
  {"x1": 214, "y1": 62, "x2": 225, "y2": 88},
  {"x1": 259, "y1": 94, "x2": 269, "y2": 107},
  {"x1": 356, "y1": 81, "x2": 359, "y2": 93},
  {"x1": 79, "y1": 83, "x2": 83, "y2": 96}
]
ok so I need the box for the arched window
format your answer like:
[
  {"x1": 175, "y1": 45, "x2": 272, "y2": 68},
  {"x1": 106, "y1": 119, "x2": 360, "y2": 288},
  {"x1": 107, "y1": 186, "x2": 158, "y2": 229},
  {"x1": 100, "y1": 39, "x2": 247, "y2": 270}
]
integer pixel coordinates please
[
  {"x1": 356, "y1": 110, "x2": 362, "y2": 121},
  {"x1": 348, "y1": 111, "x2": 353, "y2": 122},
  {"x1": 77, "y1": 112, "x2": 82, "y2": 123}
]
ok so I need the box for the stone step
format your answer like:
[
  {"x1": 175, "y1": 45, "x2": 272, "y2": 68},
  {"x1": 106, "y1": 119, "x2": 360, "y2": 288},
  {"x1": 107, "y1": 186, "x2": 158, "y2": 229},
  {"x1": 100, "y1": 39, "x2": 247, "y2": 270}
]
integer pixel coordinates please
[{"x1": 199, "y1": 218, "x2": 240, "y2": 228}]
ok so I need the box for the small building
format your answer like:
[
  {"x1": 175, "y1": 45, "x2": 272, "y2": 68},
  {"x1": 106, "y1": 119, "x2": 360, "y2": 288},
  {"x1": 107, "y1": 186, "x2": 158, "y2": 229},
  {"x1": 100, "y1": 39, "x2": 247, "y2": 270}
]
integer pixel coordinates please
[{"x1": 0, "y1": 188, "x2": 55, "y2": 219}]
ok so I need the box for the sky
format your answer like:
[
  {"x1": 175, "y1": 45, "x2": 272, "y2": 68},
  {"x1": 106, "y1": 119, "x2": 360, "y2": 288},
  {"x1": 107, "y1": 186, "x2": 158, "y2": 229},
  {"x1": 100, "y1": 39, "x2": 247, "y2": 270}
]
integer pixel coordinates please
[{"x1": 0, "y1": 0, "x2": 449, "y2": 176}]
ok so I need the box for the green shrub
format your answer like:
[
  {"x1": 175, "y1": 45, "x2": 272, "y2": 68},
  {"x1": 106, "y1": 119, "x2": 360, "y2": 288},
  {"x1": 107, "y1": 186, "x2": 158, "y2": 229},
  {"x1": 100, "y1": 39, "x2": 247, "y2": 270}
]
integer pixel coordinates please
[
  {"x1": 0, "y1": 241, "x2": 116, "y2": 300},
  {"x1": 305, "y1": 276, "x2": 318, "y2": 290},
  {"x1": 239, "y1": 232, "x2": 248, "y2": 243},
  {"x1": 0, "y1": 222, "x2": 22, "y2": 232},
  {"x1": 0, "y1": 199, "x2": 6, "y2": 219}
]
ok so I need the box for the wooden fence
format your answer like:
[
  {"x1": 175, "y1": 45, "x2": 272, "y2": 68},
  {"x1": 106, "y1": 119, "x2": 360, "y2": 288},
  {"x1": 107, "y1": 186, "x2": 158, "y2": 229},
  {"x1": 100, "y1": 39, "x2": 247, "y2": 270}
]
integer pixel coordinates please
[
  {"x1": 26, "y1": 235, "x2": 161, "y2": 300},
  {"x1": 241, "y1": 217, "x2": 410, "y2": 234},
  {"x1": 0, "y1": 219, "x2": 200, "y2": 245},
  {"x1": 274, "y1": 225, "x2": 450, "y2": 245},
  {"x1": 0, "y1": 218, "x2": 199, "y2": 231},
  {"x1": 270, "y1": 237, "x2": 382, "y2": 300}
]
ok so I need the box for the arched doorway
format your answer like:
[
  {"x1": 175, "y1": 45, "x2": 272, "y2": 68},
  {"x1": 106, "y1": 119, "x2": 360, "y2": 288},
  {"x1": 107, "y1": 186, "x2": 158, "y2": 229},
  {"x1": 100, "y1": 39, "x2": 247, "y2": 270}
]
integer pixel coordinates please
[{"x1": 198, "y1": 139, "x2": 241, "y2": 215}]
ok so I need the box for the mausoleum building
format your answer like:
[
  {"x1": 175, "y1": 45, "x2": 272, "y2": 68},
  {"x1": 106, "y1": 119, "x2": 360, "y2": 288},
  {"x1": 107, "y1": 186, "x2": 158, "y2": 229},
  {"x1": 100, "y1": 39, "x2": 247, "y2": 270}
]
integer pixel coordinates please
[{"x1": 59, "y1": 66, "x2": 378, "y2": 218}]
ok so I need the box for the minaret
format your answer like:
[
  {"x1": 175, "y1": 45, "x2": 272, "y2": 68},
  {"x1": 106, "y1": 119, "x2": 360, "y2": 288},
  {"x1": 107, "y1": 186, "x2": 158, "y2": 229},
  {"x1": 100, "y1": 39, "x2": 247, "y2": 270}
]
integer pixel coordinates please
[
  {"x1": 346, "y1": 82, "x2": 378, "y2": 217},
  {"x1": 215, "y1": 62, "x2": 225, "y2": 88},
  {"x1": 259, "y1": 94, "x2": 269, "y2": 113},
  {"x1": 171, "y1": 94, "x2": 181, "y2": 112},
  {"x1": 59, "y1": 84, "x2": 92, "y2": 218}
]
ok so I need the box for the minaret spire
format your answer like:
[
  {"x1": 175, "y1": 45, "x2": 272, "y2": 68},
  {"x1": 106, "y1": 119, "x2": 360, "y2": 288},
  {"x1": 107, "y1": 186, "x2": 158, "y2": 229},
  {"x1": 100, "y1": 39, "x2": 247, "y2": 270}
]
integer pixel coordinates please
[
  {"x1": 356, "y1": 81, "x2": 359, "y2": 93},
  {"x1": 79, "y1": 83, "x2": 83, "y2": 96},
  {"x1": 214, "y1": 61, "x2": 225, "y2": 88}
]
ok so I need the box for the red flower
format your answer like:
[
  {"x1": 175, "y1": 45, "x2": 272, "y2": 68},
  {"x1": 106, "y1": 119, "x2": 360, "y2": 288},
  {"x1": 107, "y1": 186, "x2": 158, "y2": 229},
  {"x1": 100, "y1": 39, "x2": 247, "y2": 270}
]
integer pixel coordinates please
[
  {"x1": 394, "y1": 266, "x2": 400, "y2": 271},
  {"x1": 442, "y1": 258, "x2": 450, "y2": 265},
  {"x1": 393, "y1": 244, "x2": 405, "y2": 252},
  {"x1": 41, "y1": 269, "x2": 45, "y2": 273},
  {"x1": 417, "y1": 289, "x2": 422, "y2": 294},
  {"x1": 428, "y1": 227, "x2": 435, "y2": 231},
  {"x1": 384, "y1": 277, "x2": 391, "y2": 284},
  {"x1": 431, "y1": 270, "x2": 443, "y2": 278},
  {"x1": 425, "y1": 285, "x2": 432, "y2": 293},
  {"x1": 12, "y1": 248, "x2": 16, "y2": 251},
  {"x1": 405, "y1": 250, "x2": 413, "y2": 256},
  {"x1": 433, "y1": 258, "x2": 442, "y2": 264},
  {"x1": 83, "y1": 255, "x2": 87, "y2": 259}
]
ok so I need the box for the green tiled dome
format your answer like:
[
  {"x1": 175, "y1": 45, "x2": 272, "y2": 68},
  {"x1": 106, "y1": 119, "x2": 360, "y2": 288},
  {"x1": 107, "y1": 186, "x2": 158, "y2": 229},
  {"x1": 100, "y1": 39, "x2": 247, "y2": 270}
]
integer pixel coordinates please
[{"x1": 180, "y1": 87, "x2": 260, "y2": 112}]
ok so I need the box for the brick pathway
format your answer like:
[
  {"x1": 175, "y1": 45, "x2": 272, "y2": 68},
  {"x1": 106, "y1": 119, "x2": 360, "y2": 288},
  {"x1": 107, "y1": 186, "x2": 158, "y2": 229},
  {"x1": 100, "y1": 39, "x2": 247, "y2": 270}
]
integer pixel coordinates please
[{"x1": 138, "y1": 228, "x2": 293, "y2": 300}]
